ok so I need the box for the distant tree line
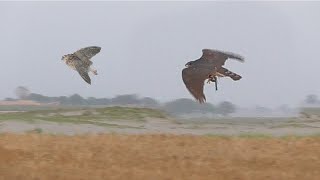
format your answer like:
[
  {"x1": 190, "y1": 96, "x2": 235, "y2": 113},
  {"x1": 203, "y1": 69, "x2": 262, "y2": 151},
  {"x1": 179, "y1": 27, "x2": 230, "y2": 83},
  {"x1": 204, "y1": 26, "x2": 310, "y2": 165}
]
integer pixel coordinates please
[
  {"x1": 4, "y1": 86, "x2": 238, "y2": 116},
  {"x1": 304, "y1": 94, "x2": 320, "y2": 105},
  {"x1": 21, "y1": 93, "x2": 160, "y2": 108}
]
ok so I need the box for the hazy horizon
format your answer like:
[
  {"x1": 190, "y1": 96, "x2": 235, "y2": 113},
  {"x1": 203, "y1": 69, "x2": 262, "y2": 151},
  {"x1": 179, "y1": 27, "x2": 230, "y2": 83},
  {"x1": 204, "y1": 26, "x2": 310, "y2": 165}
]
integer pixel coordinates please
[{"x1": 1, "y1": 1, "x2": 320, "y2": 108}]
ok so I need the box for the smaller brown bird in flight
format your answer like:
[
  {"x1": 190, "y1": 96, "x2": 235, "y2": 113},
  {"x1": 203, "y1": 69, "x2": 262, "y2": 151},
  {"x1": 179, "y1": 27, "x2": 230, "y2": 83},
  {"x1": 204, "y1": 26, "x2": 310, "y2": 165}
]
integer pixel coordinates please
[
  {"x1": 62, "y1": 46, "x2": 101, "y2": 84},
  {"x1": 182, "y1": 49, "x2": 245, "y2": 103}
]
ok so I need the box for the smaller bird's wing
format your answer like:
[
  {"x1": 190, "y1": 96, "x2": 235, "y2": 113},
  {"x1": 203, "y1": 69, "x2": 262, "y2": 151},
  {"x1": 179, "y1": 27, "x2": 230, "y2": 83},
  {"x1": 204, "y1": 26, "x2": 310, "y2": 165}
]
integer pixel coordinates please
[
  {"x1": 202, "y1": 49, "x2": 244, "y2": 66},
  {"x1": 75, "y1": 63, "x2": 91, "y2": 84},
  {"x1": 182, "y1": 66, "x2": 212, "y2": 103},
  {"x1": 74, "y1": 46, "x2": 101, "y2": 62}
]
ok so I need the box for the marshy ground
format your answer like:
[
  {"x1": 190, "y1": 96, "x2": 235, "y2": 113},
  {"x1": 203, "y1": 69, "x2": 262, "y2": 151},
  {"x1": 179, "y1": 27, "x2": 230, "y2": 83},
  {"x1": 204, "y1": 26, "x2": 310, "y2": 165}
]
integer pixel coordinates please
[{"x1": 0, "y1": 106, "x2": 319, "y2": 136}]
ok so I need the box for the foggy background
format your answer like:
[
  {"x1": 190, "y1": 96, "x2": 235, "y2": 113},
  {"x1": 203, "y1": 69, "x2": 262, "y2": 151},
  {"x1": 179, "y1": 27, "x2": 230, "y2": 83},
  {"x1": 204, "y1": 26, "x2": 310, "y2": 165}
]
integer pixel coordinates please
[{"x1": 1, "y1": 1, "x2": 320, "y2": 108}]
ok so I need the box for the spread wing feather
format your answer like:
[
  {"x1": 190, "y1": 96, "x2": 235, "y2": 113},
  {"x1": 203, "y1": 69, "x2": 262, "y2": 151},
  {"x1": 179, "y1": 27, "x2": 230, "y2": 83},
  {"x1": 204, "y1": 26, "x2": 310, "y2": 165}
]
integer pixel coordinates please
[
  {"x1": 222, "y1": 51, "x2": 245, "y2": 62},
  {"x1": 182, "y1": 66, "x2": 212, "y2": 103},
  {"x1": 75, "y1": 63, "x2": 91, "y2": 84},
  {"x1": 75, "y1": 46, "x2": 101, "y2": 62},
  {"x1": 202, "y1": 49, "x2": 244, "y2": 67}
]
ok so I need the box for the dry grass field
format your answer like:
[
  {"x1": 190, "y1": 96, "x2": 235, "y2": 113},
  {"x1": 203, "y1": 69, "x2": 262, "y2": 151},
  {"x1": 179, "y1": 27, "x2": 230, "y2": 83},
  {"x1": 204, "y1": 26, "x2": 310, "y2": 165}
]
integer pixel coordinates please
[{"x1": 1, "y1": 133, "x2": 320, "y2": 180}]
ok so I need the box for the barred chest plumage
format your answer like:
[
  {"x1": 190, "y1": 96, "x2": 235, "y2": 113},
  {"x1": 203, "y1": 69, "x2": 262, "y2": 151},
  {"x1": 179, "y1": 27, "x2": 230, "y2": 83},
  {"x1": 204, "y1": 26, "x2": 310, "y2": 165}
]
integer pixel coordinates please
[
  {"x1": 64, "y1": 55, "x2": 78, "y2": 70},
  {"x1": 64, "y1": 54, "x2": 92, "y2": 70}
]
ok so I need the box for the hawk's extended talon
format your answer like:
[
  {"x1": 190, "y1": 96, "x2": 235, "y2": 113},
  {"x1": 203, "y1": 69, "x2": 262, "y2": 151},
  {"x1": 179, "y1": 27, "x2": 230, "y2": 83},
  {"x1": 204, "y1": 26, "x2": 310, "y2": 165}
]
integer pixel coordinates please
[
  {"x1": 207, "y1": 75, "x2": 216, "y2": 84},
  {"x1": 214, "y1": 77, "x2": 218, "y2": 91},
  {"x1": 208, "y1": 75, "x2": 218, "y2": 91}
]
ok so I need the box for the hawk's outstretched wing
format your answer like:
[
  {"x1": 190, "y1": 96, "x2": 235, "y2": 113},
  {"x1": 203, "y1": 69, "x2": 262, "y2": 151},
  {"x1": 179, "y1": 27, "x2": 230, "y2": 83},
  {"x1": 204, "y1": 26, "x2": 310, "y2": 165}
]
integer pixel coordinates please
[
  {"x1": 75, "y1": 46, "x2": 101, "y2": 62},
  {"x1": 75, "y1": 63, "x2": 91, "y2": 84},
  {"x1": 182, "y1": 66, "x2": 213, "y2": 103},
  {"x1": 201, "y1": 49, "x2": 244, "y2": 67}
]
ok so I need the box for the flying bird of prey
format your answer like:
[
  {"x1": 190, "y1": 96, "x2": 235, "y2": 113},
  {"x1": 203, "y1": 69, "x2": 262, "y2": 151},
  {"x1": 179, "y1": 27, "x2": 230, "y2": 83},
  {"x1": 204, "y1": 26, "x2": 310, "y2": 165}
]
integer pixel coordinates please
[
  {"x1": 182, "y1": 49, "x2": 245, "y2": 103},
  {"x1": 62, "y1": 46, "x2": 101, "y2": 84}
]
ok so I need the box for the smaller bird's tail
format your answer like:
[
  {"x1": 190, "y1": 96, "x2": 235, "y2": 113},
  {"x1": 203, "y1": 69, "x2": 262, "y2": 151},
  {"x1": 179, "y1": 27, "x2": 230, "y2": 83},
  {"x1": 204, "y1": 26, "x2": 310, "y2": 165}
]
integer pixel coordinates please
[{"x1": 217, "y1": 67, "x2": 242, "y2": 81}]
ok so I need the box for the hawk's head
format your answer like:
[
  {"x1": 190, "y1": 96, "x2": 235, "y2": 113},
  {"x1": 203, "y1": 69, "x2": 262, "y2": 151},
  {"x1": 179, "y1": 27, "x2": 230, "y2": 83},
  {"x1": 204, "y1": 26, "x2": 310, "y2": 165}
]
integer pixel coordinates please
[{"x1": 185, "y1": 61, "x2": 194, "y2": 67}]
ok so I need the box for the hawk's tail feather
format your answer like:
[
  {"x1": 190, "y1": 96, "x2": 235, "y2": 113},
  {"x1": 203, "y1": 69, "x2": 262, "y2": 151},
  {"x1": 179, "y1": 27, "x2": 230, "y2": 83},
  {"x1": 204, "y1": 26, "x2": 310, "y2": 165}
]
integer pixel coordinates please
[{"x1": 218, "y1": 67, "x2": 242, "y2": 81}]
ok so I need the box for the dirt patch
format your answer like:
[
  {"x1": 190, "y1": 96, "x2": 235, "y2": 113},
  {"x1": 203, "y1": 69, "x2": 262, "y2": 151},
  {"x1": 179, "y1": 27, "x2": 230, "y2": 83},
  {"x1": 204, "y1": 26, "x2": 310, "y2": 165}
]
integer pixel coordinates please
[
  {"x1": 0, "y1": 121, "x2": 109, "y2": 135},
  {"x1": 0, "y1": 100, "x2": 41, "y2": 106}
]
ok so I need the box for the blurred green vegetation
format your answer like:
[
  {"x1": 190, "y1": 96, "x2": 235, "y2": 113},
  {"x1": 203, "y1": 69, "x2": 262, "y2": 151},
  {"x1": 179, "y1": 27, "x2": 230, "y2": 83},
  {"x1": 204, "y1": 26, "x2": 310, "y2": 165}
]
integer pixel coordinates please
[
  {"x1": 0, "y1": 106, "x2": 168, "y2": 127},
  {"x1": 300, "y1": 107, "x2": 320, "y2": 116}
]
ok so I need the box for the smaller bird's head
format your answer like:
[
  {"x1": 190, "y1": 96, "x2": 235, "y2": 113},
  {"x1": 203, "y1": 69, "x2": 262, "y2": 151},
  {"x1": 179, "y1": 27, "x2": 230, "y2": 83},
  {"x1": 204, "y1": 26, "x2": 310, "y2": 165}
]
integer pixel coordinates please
[
  {"x1": 185, "y1": 61, "x2": 194, "y2": 67},
  {"x1": 61, "y1": 55, "x2": 67, "y2": 61},
  {"x1": 61, "y1": 54, "x2": 71, "y2": 61}
]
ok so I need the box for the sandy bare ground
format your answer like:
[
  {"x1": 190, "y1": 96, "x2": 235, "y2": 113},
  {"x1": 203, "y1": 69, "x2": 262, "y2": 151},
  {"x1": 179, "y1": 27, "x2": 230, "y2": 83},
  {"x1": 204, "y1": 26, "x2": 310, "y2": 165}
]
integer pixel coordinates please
[
  {"x1": 0, "y1": 100, "x2": 42, "y2": 106},
  {"x1": 0, "y1": 116, "x2": 320, "y2": 136},
  {"x1": 0, "y1": 134, "x2": 320, "y2": 180}
]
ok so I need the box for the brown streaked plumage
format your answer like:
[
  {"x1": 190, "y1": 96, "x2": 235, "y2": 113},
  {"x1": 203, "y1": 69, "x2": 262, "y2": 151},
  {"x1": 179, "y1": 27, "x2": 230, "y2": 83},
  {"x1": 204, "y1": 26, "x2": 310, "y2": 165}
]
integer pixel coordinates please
[
  {"x1": 62, "y1": 46, "x2": 101, "y2": 84},
  {"x1": 182, "y1": 49, "x2": 244, "y2": 103}
]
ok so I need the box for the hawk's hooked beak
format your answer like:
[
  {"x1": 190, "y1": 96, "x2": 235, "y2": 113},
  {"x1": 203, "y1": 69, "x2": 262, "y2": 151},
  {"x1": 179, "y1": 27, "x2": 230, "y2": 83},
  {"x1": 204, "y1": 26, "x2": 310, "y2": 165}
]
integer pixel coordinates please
[{"x1": 185, "y1": 62, "x2": 192, "y2": 67}]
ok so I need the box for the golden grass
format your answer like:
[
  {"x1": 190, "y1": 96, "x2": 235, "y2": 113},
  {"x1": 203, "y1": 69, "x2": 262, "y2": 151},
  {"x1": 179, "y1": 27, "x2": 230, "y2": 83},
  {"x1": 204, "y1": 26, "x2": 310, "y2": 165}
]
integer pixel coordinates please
[{"x1": 1, "y1": 134, "x2": 320, "y2": 180}]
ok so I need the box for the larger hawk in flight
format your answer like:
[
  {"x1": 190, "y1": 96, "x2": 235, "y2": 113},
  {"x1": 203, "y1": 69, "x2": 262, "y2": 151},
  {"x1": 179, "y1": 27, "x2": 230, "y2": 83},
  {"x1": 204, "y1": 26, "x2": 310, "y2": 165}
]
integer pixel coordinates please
[
  {"x1": 182, "y1": 49, "x2": 245, "y2": 103},
  {"x1": 62, "y1": 46, "x2": 101, "y2": 84}
]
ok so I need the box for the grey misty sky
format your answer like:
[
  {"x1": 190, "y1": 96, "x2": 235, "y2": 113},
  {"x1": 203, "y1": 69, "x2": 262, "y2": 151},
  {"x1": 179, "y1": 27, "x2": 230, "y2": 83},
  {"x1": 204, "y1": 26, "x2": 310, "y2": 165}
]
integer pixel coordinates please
[{"x1": 0, "y1": 1, "x2": 319, "y2": 107}]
